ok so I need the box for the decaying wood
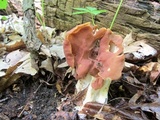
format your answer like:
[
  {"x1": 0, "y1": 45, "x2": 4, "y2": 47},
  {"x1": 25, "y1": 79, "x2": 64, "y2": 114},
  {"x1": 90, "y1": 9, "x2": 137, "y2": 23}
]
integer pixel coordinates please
[{"x1": 44, "y1": 0, "x2": 160, "y2": 50}]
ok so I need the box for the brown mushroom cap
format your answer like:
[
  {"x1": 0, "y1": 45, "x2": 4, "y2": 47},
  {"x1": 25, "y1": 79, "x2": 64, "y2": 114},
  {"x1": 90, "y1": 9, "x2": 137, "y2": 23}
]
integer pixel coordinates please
[
  {"x1": 91, "y1": 29, "x2": 125, "y2": 89},
  {"x1": 63, "y1": 22, "x2": 106, "y2": 79},
  {"x1": 63, "y1": 23, "x2": 124, "y2": 90},
  {"x1": 97, "y1": 29, "x2": 124, "y2": 79}
]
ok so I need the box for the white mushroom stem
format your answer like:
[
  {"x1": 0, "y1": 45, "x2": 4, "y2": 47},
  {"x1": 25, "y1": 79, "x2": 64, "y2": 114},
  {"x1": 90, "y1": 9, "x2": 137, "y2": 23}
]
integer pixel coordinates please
[
  {"x1": 76, "y1": 74, "x2": 92, "y2": 93},
  {"x1": 83, "y1": 77, "x2": 112, "y2": 105}
]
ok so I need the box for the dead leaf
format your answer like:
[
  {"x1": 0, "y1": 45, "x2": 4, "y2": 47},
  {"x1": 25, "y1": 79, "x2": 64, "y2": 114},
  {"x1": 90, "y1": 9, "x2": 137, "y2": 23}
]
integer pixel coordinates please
[
  {"x1": 123, "y1": 31, "x2": 135, "y2": 47},
  {"x1": 6, "y1": 39, "x2": 25, "y2": 52},
  {"x1": 49, "y1": 44, "x2": 65, "y2": 59},
  {"x1": 82, "y1": 102, "x2": 147, "y2": 120},
  {"x1": 40, "y1": 26, "x2": 56, "y2": 41},
  {"x1": 56, "y1": 79, "x2": 63, "y2": 94},
  {"x1": 40, "y1": 57, "x2": 53, "y2": 73},
  {"x1": 0, "y1": 74, "x2": 21, "y2": 91},
  {"x1": 138, "y1": 62, "x2": 160, "y2": 84},
  {"x1": 0, "y1": 42, "x2": 6, "y2": 56},
  {"x1": 14, "y1": 53, "x2": 38, "y2": 75},
  {"x1": 51, "y1": 31, "x2": 66, "y2": 44},
  {"x1": 1, "y1": 13, "x2": 24, "y2": 34},
  {"x1": 0, "y1": 50, "x2": 28, "y2": 76},
  {"x1": 57, "y1": 61, "x2": 68, "y2": 68},
  {"x1": 40, "y1": 45, "x2": 51, "y2": 57},
  {"x1": 5, "y1": 49, "x2": 28, "y2": 67},
  {"x1": 36, "y1": 29, "x2": 45, "y2": 43},
  {"x1": 129, "y1": 88, "x2": 160, "y2": 120},
  {"x1": 126, "y1": 40, "x2": 157, "y2": 60},
  {"x1": 124, "y1": 34, "x2": 157, "y2": 62},
  {"x1": 0, "y1": 59, "x2": 9, "y2": 71},
  {"x1": 141, "y1": 102, "x2": 160, "y2": 120}
]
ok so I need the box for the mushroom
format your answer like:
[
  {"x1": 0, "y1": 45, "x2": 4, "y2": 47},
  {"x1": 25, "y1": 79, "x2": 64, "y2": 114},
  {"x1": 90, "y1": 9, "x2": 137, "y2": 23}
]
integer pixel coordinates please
[
  {"x1": 63, "y1": 22, "x2": 107, "y2": 92},
  {"x1": 83, "y1": 29, "x2": 125, "y2": 105},
  {"x1": 63, "y1": 22, "x2": 124, "y2": 107}
]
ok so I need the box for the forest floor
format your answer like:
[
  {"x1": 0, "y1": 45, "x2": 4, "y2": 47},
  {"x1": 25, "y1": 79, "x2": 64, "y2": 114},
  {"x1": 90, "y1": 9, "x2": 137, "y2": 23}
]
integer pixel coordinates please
[
  {"x1": 0, "y1": 78, "x2": 63, "y2": 120},
  {"x1": 0, "y1": 0, "x2": 160, "y2": 120}
]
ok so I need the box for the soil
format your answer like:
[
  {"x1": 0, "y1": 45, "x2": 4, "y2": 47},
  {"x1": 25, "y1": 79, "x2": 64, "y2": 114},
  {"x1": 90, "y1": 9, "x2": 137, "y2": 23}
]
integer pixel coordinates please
[{"x1": 0, "y1": 76, "x2": 63, "y2": 120}]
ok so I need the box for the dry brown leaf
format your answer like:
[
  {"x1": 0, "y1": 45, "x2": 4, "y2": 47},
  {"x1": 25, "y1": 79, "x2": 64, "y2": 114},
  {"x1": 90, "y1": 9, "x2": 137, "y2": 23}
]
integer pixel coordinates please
[
  {"x1": 129, "y1": 90, "x2": 160, "y2": 120},
  {"x1": 139, "y1": 62, "x2": 160, "y2": 84},
  {"x1": 0, "y1": 43, "x2": 6, "y2": 56},
  {"x1": 6, "y1": 34, "x2": 25, "y2": 52},
  {"x1": 0, "y1": 73, "x2": 21, "y2": 91},
  {"x1": 56, "y1": 79, "x2": 63, "y2": 94},
  {"x1": 6, "y1": 39, "x2": 25, "y2": 52},
  {"x1": 36, "y1": 29, "x2": 45, "y2": 43}
]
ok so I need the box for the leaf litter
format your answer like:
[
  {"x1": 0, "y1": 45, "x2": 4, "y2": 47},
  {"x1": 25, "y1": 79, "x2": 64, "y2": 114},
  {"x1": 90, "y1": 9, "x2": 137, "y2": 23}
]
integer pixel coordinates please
[{"x1": 0, "y1": 2, "x2": 160, "y2": 120}]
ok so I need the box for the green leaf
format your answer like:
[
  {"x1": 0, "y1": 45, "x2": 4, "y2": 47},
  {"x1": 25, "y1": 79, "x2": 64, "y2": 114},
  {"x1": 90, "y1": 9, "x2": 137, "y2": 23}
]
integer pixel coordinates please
[
  {"x1": 73, "y1": 8, "x2": 88, "y2": 11},
  {"x1": 0, "y1": 0, "x2": 8, "y2": 9},
  {"x1": 73, "y1": 11, "x2": 89, "y2": 15},
  {"x1": 1, "y1": 16, "x2": 8, "y2": 20},
  {"x1": 86, "y1": 7, "x2": 97, "y2": 11},
  {"x1": 91, "y1": 10, "x2": 107, "y2": 15},
  {"x1": 72, "y1": 6, "x2": 107, "y2": 25}
]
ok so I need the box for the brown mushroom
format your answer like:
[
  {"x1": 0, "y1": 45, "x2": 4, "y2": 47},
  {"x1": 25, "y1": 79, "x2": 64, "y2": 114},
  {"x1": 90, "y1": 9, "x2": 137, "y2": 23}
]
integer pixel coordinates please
[{"x1": 63, "y1": 22, "x2": 124, "y2": 106}]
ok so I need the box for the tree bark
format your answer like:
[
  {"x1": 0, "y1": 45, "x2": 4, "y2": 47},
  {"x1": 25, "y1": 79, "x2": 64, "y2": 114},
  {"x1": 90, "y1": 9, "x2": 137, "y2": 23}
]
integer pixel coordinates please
[
  {"x1": 44, "y1": 0, "x2": 160, "y2": 50},
  {"x1": 23, "y1": 0, "x2": 42, "y2": 52}
]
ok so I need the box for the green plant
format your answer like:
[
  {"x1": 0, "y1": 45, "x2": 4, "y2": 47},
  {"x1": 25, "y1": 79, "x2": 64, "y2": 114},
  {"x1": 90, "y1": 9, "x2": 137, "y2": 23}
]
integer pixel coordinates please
[
  {"x1": 0, "y1": 0, "x2": 8, "y2": 21},
  {"x1": 109, "y1": 0, "x2": 123, "y2": 30},
  {"x1": 73, "y1": 0, "x2": 123, "y2": 29},
  {"x1": 73, "y1": 6, "x2": 107, "y2": 26},
  {"x1": 1, "y1": 16, "x2": 8, "y2": 20},
  {"x1": 0, "y1": 0, "x2": 8, "y2": 9},
  {"x1": 36, "y1": 0, "x2": 45, "y2": 28}
]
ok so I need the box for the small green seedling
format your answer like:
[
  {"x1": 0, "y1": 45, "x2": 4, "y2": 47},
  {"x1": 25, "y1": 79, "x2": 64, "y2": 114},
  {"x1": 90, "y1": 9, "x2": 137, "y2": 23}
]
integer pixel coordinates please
[
  {"x1": 0, "y1": 0, "x2": 8, "y2": 9},
  {"x1": 73, "y1": 0, "x2": 123, "y2": 30},
  {"x1": 73, "y1": 6, "x2": 107, "y2": 26}
]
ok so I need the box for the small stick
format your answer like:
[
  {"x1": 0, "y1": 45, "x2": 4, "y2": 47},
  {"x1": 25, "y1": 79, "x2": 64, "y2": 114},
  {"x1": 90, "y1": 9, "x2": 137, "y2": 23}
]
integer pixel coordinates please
[{"x1": 0, "y1": 97, "x2": 8, "y2": 103}]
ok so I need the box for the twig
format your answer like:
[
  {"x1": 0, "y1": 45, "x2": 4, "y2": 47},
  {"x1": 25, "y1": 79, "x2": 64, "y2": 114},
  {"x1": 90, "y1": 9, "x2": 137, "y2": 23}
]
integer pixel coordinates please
[
  {"x1": 34, "y1": 73, "x2": 53, "y2": 94},
  {"x1": 0, "y1": 97, "x2": 8, "y2": 103},
  {"x1": 18, "y1": 102, "x2": 30, "y2": 118},
  {"x1": 94, "y1": 98, "x2": 108, "y2": 120}
]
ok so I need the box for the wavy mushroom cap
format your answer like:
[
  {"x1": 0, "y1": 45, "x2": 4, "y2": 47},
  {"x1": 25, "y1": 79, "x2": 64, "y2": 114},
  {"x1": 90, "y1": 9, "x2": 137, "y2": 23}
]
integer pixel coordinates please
[
  {"x1": 63, "y1": 23, "x2": 124, "y2": 90},
  {"x1": 63, "y1": 22, "x2": 106, "y2": 79},
  {"x1": 91, "y1": 29, "x2": 125, "y2": 89}
]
